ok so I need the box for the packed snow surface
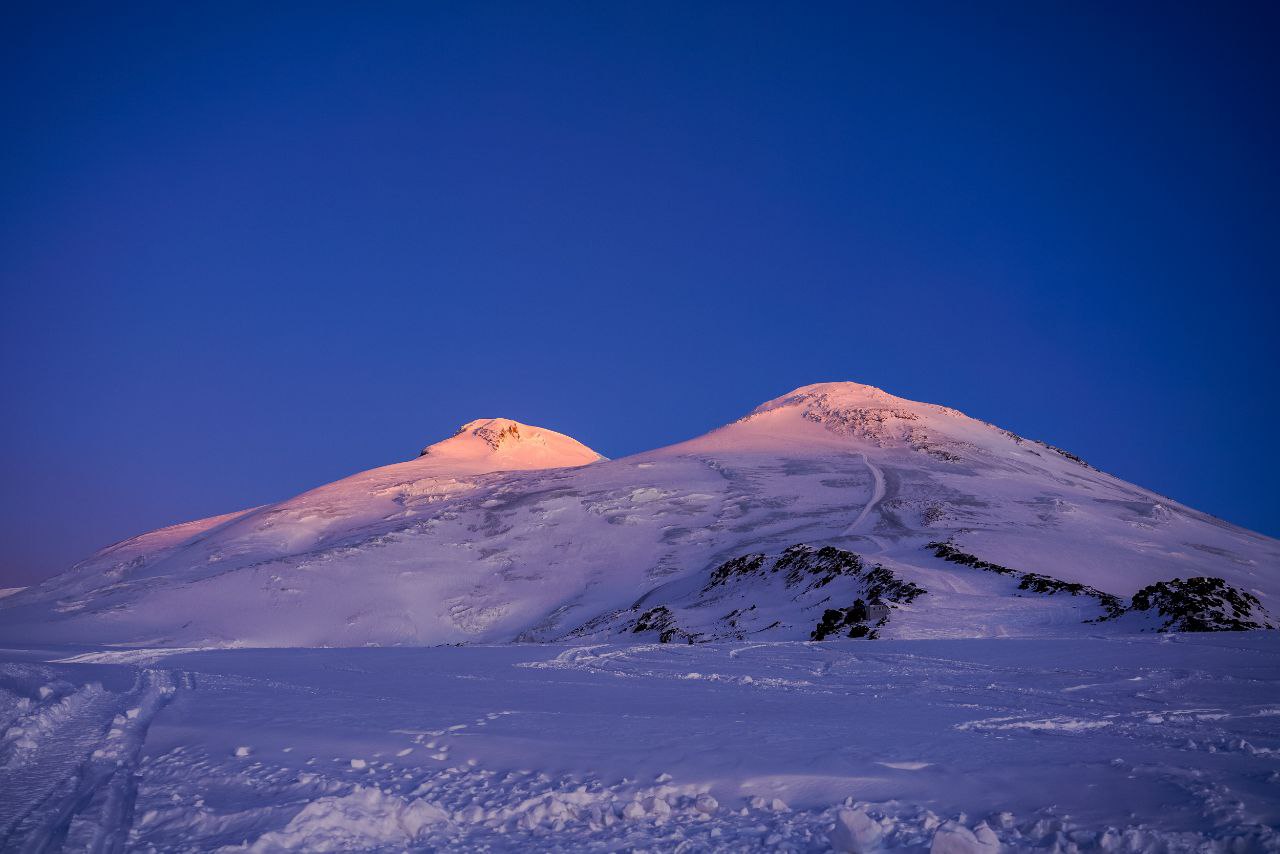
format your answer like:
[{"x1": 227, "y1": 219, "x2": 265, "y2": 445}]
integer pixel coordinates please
[
  {"x1": 2, "y1": 382, "x2": 1274, "y2": 648},
  {"x1": 0, "y1": 635, "x2": 1277, "y2": 851}
]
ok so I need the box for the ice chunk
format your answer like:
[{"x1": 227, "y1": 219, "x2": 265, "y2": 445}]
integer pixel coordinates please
[
  {"x1": 241, "y1": 786, "x2": 449, "y2": 850},
  {"x1": 831, "y1": 807, "x2": 883, "y2": 852},
  {"x1": 931, "y1": 820, "x2": 999, "y2": 854},
  {"x1": 646, "y1": 796, "x2": 671, "y2": 820}
]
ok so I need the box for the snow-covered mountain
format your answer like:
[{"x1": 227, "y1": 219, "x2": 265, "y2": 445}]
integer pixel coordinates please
[{"x1": 3, "y1": 382, "x2": 1275, "y2": 647}]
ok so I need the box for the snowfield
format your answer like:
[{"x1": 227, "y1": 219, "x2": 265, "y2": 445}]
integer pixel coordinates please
[
  {"x1": 1, "y1": 635, "x2": 1278, "y2": 851},
  {"x1": 1, "y1": 381, "x2": 1277, "y2": 850},
  {"x1": 1, "y1": 383, "x2": 1275, "y2": 649}
]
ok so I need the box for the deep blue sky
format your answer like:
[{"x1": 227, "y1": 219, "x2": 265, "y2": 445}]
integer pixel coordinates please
[{"x1": 2, "y1": 3, "x2": 1277, "y2": 586}]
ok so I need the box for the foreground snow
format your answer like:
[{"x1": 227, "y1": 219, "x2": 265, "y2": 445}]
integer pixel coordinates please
[{"x1": 2, "y1": 635, "x2": 1278, "y2": 851}]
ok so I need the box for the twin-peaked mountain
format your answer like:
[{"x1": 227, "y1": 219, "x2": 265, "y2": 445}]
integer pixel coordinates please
[{"x1": 2, "y1": 383, "x2": 1275, "y2": 647}]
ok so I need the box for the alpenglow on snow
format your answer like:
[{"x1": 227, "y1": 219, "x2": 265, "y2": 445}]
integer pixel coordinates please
[{"x1": 2, "y1": 382, "x2": 1274, "y2": 647}]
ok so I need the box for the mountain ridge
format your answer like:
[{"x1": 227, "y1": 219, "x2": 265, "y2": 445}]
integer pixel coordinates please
[{"x1": 2, "y1": 381, "x2": 1274, "y2": 648}]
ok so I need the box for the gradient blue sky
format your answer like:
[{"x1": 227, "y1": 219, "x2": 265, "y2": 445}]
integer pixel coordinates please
[{"x1": 2, "y1": 2, "x2": 1277, "y2": 586}]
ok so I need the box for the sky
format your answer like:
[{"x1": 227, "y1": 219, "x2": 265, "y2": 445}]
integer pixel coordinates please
[{"x1": 2, "y1": 2, "x2": 1277, "y2": 586}]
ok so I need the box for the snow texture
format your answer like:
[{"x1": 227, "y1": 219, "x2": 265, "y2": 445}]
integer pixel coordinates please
[
  {"x1": 2, "y1": 381, "x2": 1277, "y2": 850},
  {"x1": 1, "y1": 635, "x2": 1278, "y2": 851},
  {"x1": 2, "y1": 382, "x2": 1275, "y2": 648}
]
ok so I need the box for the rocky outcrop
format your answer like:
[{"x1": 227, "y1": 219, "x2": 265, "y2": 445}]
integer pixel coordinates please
[
  {"x1": 1119, "y1": 577, "x2": 1272, "y2": 632},
  {"x1": 609, "y1": 545, "x2": 927, "y2": 643},
  {"x1": 927, "y1": 541, "x2": 1274, "y2": 632},
  {"x1": 927, "y1": 541, "x2": 1125, "y2": 618}
]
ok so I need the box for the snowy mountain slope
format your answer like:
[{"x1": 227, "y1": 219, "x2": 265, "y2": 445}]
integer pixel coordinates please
[{"x1": 1, "y1": 383, "x2": 1275, "y2": 648}]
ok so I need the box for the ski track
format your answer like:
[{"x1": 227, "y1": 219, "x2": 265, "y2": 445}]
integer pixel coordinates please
[
  {"x1": 0, "y1": 667, "x2": 179, "y2": 852},
  {"x1": 2, "y1": 637, "x2": 1277, "y2": 852},
  {"x1": 844, "y1": 452, "x2": 886, "y2": 540}
]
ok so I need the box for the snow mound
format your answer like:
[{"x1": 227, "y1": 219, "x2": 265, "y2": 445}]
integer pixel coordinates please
[
  {"x1": 232, "y1": 786, "x2": 450, "y2": 852},
  {"x1": 830, "y1": 806, "x2": 883, "y2": 852},
  {"x1": 930, "y1": 820, "x2": 1000, "y2": 853}
]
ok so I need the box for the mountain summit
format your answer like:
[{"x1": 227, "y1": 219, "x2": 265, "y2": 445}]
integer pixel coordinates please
[
  {"x1": 2, "y1": 382, "x2": 1274, "y2": 648},
  {"x1": 418, "y1": 418, "x2": 605, "y2": 471}
]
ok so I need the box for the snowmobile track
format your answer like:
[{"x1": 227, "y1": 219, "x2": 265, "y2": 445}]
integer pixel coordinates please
[{"x1": 1, "y1": 668, "x2": 178, "y2": 853}]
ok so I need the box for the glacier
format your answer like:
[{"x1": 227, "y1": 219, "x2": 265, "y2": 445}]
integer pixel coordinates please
[
  {"x1": 1, "y1": 381, "x2": 1273, "y2": 648},
  {"x1": 1, "y1": 381, "x2": 1276, "y2": 851}
]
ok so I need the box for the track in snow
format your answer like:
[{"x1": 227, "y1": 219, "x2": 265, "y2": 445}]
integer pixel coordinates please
[
  {"x1": 3, "y1": 639, "x2": 1280, "y2": 852},
  {"x1": 844, "y1": 452, "x2": 886, "y2": 545},
  {"x1": 0, "y1": 668, "x2": 178, "y2": 852}
]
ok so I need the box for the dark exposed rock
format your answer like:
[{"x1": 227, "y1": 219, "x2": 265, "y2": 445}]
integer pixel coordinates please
[
  {"x1": 773, "y1": 545, "x2": 862, "y2": 589},
  {"x1": 813, "y1": 599, "x2": 878, "y2": 640},
  {"x1": 704, "y1": 553, "x2": 768, "y2": 589},
  {"x1": 926, "y1": 542, "x2": 1272, "y2": 631},
  {"x1": 1040, "y1": 443, "x2": 1092, "y2": 469},
  {"x1": 1018, "y1": 574, "x2": 1126, "y2": 616},
  {"x1": 620, "y1": 545, "x2": 927, "y2": 643},
  {"x1": 631, "y1": 606, "x2": 699, "y2": 644},
  {"x1": 704, "y1": 544, "x2": 891, "y2": 594},
  {"x1": 864, "y1": 565, "x2": 927, "y2": 605},
  {"x1": 913, "y1": 443, "x2": 962, "y2": 463},
  {"x1": 926, "y1": 541, "x2": 1017, "y2": 575},
  {"x1": 810, "y1": 596, "x2": 900, "y2": 640},
  {"x1": 1123, "y1": 577, "x2": 1272, "y2": 632},
  {"x1": 927, "y1": 541, "x2": 1125, "y2": 618}
]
